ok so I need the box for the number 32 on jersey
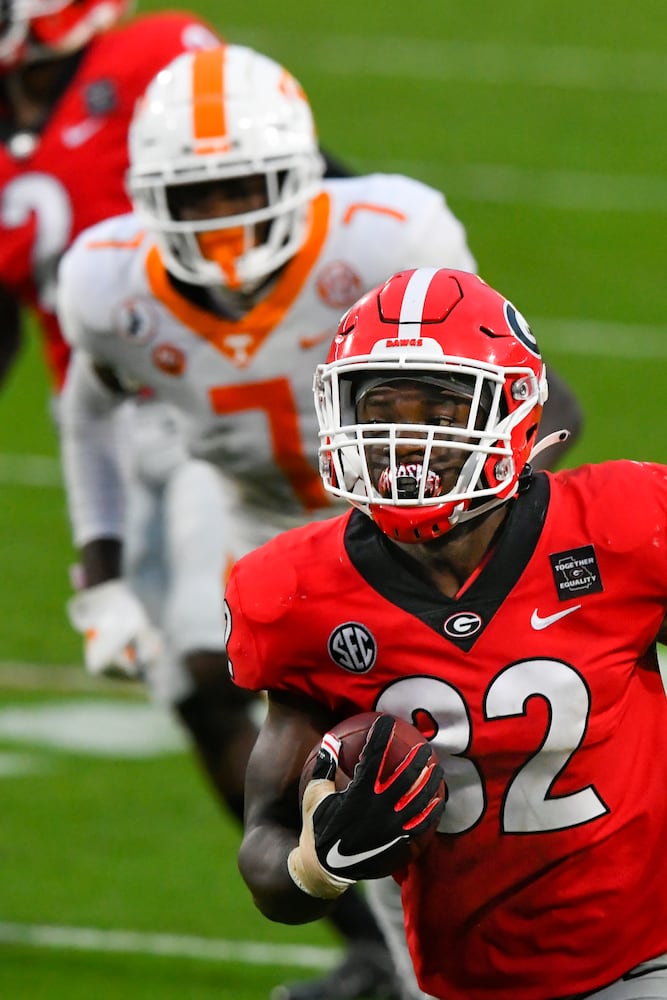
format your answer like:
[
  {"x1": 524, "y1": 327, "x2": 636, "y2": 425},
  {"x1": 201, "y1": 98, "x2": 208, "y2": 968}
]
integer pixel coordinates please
[{"x1": 376, "y1": 659, "x2": 608, "y2": 836}]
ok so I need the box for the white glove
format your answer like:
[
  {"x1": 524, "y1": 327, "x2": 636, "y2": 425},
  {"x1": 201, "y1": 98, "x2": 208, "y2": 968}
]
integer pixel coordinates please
[{"x1": 67, "y1": 579, "x2": 163, "y2": 679}]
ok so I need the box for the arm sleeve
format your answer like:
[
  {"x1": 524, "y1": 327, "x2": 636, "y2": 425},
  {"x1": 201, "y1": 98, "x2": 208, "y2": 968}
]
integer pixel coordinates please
[
  {"x1": 59, "y1": 350, "x2": 126, "y2": 547},
  {"x1": 0, "y1": 284, "x2": 21, "y2": 386}
]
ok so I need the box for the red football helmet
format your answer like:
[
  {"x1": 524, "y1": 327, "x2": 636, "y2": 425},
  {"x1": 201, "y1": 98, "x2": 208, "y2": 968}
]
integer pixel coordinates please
[
  {"x1": 314, "y1": 268, "x2": 549, "y2": 543},
  {"x1": 0, "y1": 0, "x2": 130, "y2": 68}
]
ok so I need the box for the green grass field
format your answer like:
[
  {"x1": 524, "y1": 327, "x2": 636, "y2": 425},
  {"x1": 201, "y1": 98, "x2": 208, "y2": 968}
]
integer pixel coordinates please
[{"x1": 1, "y1": 1, "x2": 666, "y2": 996}]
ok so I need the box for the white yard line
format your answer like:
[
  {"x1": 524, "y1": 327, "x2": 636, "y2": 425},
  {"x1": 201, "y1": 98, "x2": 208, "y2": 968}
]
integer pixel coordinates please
[
  {"x1": 0, "y1": 699, "x2": 187, "y2": 757},
  {"x1": 0, "y1": 660, "x2": 143, "y2": 695},
  {"x1": 376, "y1": 162, "x2": 667, "y2": 215},
  {"x1": 1, "y1": 314, "x2": 666, "y2": 494},
  {"x1": 0, "y1": 921, "x2": 338, "y2": 969},
  {"x1": 226, "y1": 30, "x2": 667, "y2": 94}
]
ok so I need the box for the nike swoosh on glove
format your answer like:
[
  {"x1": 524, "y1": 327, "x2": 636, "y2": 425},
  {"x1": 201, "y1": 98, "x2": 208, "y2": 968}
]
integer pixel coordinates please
[
  {"x1": 67, "y1": 578, "x2": 163, "y2": 680},
  {"x1": 288, "y1": 715, "x2": 445, "y2": 898}
]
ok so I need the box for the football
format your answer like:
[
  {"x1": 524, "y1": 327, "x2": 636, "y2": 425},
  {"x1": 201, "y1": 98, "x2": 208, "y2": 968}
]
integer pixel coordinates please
[{"x1": 298, "y1": 711, "x2": 444, "y2": 869}]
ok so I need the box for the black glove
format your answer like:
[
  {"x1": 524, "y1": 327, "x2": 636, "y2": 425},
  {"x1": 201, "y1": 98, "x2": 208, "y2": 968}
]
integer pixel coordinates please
[{"x1": 288, "y1": 715, "x2": 444, "y2": 898}]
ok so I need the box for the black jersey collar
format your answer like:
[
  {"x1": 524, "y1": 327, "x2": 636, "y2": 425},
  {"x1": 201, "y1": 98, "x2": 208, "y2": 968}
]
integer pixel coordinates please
[{"x1": 343, "y1": 473, "x2": 551, "y2": 650}]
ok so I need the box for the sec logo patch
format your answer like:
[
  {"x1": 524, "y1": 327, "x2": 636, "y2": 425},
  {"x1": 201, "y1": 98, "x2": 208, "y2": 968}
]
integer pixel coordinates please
[{"x1": 328, "y1": 622, "x2": 377, "y2": 673}]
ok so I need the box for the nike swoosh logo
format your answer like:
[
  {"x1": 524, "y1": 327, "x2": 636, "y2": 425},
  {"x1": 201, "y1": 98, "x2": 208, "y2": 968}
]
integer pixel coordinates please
[
  {"x1": 298, "y1": 330, "x2": 333, "y2": 350},
  {"x1": 530, "y1": 604, "x2": 582, "y2": 630},
  {"x1": 61, "y1": 118, "x2": 105, "y2": 149},
  {"x1": 325, "y1": 836, "x2": 406, "y2": 870}
]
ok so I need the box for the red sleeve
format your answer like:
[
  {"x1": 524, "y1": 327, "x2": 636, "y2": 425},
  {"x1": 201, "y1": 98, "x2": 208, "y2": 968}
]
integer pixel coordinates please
[
  {"x1": 556, "y1": 460, "x2": 667, "y2": 592},
  {"x1": 87, "y1": 12, "x2": 224, "y2": 101},
  {"x1": 225, "y1": 567, "x2": 266, "y2": 693},
  {"x1": 225, "y1": 545, "x2": 301, "y2": 693},
  {"x1": 0, "y1": 12, "x2": 225, "y2": 389}
]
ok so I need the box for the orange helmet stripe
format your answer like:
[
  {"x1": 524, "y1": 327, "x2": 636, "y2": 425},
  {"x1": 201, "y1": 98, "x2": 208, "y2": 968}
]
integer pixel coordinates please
[{"x1": 192, "y1": 47, "x2": 227, "y2": 152}]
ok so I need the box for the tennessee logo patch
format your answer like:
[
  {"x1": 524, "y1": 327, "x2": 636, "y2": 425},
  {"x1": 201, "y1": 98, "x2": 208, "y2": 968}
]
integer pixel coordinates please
[
  {"x1": 328, "y1": 622, "x2": 377, "y2": 673},
  {"x1": 549, "y1": 545, "x2": 603, "y2": 600},
  {"x1": 316, "y1": 261, "x2": 363, "y2": 309},
  {"x1": 152, "y1": 343, "x2": 186, "y2": 377}
]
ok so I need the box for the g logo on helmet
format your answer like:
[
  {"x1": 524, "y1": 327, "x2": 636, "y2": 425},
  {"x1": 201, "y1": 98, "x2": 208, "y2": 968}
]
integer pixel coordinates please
[
  {"x1": 328, "y1": 622, "x2": 377, "y2": 673},
  {"x1": 443, "y1": 612, "x2": 483, "y2": 639},
  {"x1": 504, "y1": 301, "x2": 541, "y2": 358}
]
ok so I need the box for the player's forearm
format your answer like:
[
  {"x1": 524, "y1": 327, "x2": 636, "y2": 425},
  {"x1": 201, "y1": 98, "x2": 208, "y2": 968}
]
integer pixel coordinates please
[
  {"x1": 0, "y1": 326, "x2": 21, "y2": 385},
  {"x1": 79, "y1": 538, "x2": 123, "y2": 588},
  {"x1": 0, "y1": 287, "x2": 21, "y2": 386},
  {"x1": 59, "y1": 351, "x2": 126, "y2": 549},
  {"x1": 238, "y1": 824, "x2": 335, "y2": 925}
]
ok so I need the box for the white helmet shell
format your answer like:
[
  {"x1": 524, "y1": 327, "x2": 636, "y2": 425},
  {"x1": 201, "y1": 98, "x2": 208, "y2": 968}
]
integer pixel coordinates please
[{"x1": 127, "y1": 44, "x2": 324, "y2": 291}]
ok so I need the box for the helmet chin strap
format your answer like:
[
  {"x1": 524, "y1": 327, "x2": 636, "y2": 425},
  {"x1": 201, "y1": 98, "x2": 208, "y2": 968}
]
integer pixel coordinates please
[
  {"x1": 528, "y1": 428, "x2": 570, "y2": 464},
  {"x1": 447, "y1": 492, "x2": 511, "y2": 531},
  {"x1": 448, "y1": 428, "x2": 571, "y2": 532}
]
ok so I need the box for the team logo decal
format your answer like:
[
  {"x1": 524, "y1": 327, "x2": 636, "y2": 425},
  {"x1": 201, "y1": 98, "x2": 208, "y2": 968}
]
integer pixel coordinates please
[
  {"x1": 316, "y1": 261, "x2": 363, "y2": 309},
  {"x1": 84, "y1": 79, "x2": 117, "y2": 115},
  {"x1": 504, "y1": 301, "x2": 541, "y2": 358},
  {"x1": 550, "y1": 545, "x2": 603, "y2": 600},
  {"x1": 443, "y1": 611, "x2": 483, "y2": 639},
  {"x1": 328, "y1": 622, "x2": 377, "y2": 674},
  {"x1": 152, "y1": 343, "x2": 187, "y2": 377},
  {"x1": 114, "y1": 298, "x2": 156, "y2": 345}
]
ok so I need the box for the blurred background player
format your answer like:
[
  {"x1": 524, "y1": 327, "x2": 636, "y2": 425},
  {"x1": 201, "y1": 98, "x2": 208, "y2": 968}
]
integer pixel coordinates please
[
  {"x1": 0, "y1": 0, "x2": 353, "y2": 397},
  {"x1": 56, "y1": 43, "x2": 582, "y2": 1000},
  {"x1": 0, "y1": 0, "x2": 223, "y2": 395},
  {"x1": 0, "y1": 6, "x2": 385, "y2": 1000}
]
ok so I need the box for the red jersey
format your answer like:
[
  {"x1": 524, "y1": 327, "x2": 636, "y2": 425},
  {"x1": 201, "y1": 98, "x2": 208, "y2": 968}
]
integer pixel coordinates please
[
  {"x1": 0, "y1": 11, "x2": 220, "y2": 389},
  {"x1": 226, "y1": 461, "x2": 667, "y2": 1000}
]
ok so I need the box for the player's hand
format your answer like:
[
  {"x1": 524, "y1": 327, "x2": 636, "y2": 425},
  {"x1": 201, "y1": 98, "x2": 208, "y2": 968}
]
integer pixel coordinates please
[
  {"x1": 67, "y1": 579, "x2": 163, "y2": 680},
  {"x1": 288, "y1": 715, "x2": 445, "y2": 898}
]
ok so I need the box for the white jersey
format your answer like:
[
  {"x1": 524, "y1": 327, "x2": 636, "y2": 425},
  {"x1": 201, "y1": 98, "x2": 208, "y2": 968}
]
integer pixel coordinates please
[
  {"x1": 58, "y1": 173, "x2": 476, "y2": 536},
  {"x1": 58, "y1": 171, "x2": 475, "y2": 719}
]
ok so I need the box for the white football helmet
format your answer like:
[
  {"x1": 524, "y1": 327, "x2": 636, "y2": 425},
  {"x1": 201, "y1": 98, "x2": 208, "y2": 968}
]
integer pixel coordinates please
[{"x1": 127, "y1": 44, "x2": 325, "y2": 293}]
